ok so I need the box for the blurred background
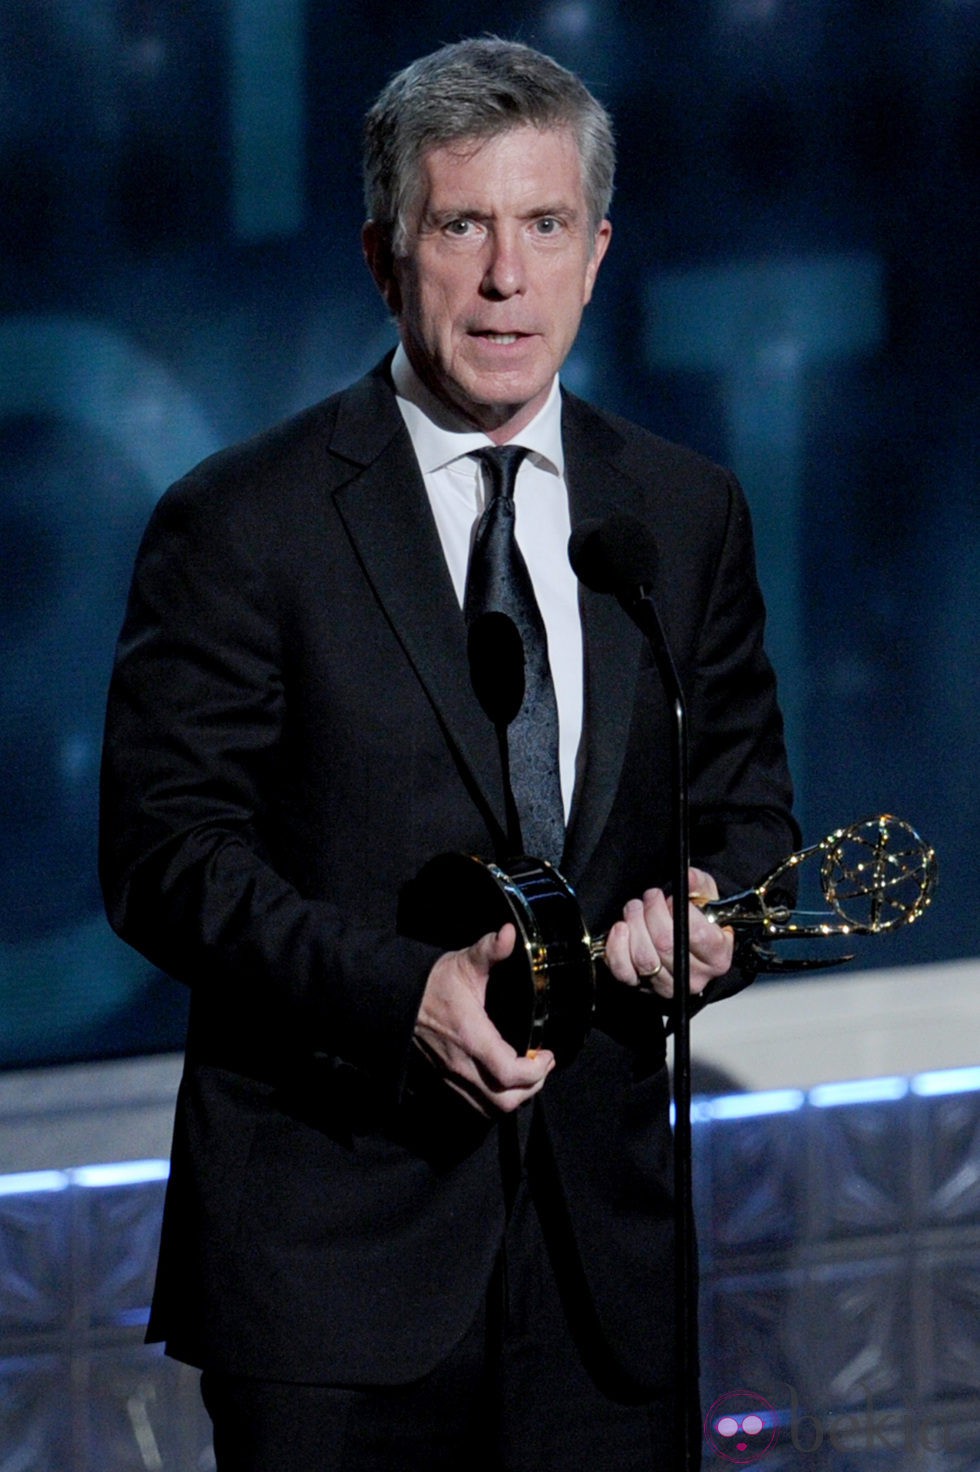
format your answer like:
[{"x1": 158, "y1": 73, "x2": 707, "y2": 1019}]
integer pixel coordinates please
[
  {"x1": 1, "y1": 0, "x2": 977, "y2": 1067},
  {"x1": 1, "y1": 7, "x2": 979, "y2": 1467}
]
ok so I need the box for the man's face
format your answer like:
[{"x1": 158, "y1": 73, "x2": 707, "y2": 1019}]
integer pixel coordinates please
[{"x1": 365, "y1": 126, "x2": 611, "y2": 441}]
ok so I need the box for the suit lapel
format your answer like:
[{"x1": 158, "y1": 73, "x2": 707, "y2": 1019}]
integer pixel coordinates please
[
  {"x1": 560, "y1": 394, "x2": 645, "y2": 880},
  {"x1": 326, "y1": 369, "x2": 650, "y2": 875},
  {"x1": 329, "y1": 367, "x2": 510, "y2": 847}
]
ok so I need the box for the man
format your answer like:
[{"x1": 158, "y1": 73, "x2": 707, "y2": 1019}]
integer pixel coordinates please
[{"x1": 100, "y1": 37, "x2": 796, "y2": 1472}]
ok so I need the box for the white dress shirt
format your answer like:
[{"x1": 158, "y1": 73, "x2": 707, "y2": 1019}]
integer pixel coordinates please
[{"x1": 391, "y1": 344, "x2": 584, "y2": 819}]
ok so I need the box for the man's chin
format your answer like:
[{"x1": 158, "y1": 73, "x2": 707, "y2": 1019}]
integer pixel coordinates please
[{"x1": 451, "y1": 376, "x2": 552, "y2": 437}]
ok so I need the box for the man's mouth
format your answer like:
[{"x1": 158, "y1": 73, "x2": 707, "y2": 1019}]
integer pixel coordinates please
[{"x1": 472, "y1": 331, "x2": 527, "y2": 344}]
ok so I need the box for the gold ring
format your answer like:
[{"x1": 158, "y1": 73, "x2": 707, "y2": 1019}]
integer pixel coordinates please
[{"x1": 638, "y1": 961, "x2": 664, "y2": 987}]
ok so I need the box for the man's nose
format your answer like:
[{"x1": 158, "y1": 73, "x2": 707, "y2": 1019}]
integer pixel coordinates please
[{"x1": 480, "y1": 229, "x2": 527, "y2": 299}]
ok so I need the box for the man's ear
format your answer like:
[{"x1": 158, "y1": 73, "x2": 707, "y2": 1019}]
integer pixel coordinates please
[{"x1": 362, "y1": 221, "x2": 402, "y2": 316}]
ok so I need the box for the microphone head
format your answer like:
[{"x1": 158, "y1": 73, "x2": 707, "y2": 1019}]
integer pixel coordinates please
[
  {"x1": 568, "y1": 514, "x2": 658, "y2": 595},
  {"x1": 467, "y1": 611, "x2": 525, "y2": 728}
]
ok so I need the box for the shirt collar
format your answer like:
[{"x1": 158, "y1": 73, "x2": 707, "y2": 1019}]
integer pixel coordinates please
[{"x1": 391, "y1": 343, "x2": 564, "y2": 479}]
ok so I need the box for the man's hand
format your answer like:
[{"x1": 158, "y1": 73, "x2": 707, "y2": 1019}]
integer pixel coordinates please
[
  {"x1": 414, "y1": 923, "x2": 555, "y2": 1116},
  {"x1": 603, "y1": 867, "x2": 734, "y2": 1001}
]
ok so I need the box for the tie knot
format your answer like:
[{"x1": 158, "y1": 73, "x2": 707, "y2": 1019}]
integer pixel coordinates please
[{"x1": 474, "y1": 445, "x2": 528, "y2": 502}]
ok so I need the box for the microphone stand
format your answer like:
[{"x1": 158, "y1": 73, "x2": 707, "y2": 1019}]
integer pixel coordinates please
[{"x1": 620, "y1": 587, "x2": 696, "y2": 1472}]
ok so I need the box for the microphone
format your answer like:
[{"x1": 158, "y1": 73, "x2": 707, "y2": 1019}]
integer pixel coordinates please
[
  {"x1": 567, "y1": 513, "x2": 657, "y2": 599},
  {"x1": 466, "y1": 610, "x2": 525, "y2": 856},
  {"x1": 569, "y1": 514, "x2": 676, "y2": 678},
  {"x1": 467, "y1": 610, "x2": 525, "y2": 729}
]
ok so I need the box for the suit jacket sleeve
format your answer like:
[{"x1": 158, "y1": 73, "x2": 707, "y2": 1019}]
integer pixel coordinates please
[
  {"x1": 99, "y1": 448, "x2": 442, "y2": 1092},
  {"x1": 560, "y1": 394, "x2": 799, "y2": 1019}
]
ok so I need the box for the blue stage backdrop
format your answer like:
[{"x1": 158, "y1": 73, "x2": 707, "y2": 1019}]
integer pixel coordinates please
[{"x1": 2, "y1": 1, "x2": 977, "y2": 1068}]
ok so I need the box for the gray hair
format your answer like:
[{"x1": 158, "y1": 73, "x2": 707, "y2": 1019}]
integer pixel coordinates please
[{"x1": 363, "y1": 38, "x2": 615, "y2": 253}]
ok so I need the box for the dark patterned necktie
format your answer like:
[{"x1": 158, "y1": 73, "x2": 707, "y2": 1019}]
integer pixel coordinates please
[{"x1": 464, "y1": 446, "x2": 565, "y2": 865}]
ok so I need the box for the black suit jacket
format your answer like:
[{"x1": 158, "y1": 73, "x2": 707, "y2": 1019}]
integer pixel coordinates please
[{"x1": 100, "y1": 359, "x2": 797, "y2": 1393}]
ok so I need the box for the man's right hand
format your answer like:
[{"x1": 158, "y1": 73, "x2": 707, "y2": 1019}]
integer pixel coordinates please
[{"x1": 413, "y1": 923, "x2": 555, "y2": 1116}]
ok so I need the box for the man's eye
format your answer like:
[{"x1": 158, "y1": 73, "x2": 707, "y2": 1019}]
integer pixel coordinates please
[
  {"x1": 445, "y1": 218, "x2": 475, "y2": 236},
  {"x1": 534, "y1": 217, "x2": 562, "y2": 235}
]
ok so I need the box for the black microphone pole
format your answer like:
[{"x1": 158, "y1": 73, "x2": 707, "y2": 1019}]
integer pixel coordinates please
[
  {"x1": 622, "y1": 585, "x2": 696, "y2": 1472},
  {"x1": 569, "y1": 518, "x2": 697, "y2": 1472}
]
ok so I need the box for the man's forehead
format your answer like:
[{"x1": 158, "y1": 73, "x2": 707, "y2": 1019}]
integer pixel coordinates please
[
  {"x1": 411, "y1": 126, "x2": 586, "y2": 215},
  {"x1": 418, "y1": 124, "x2": 582, "y2": 181}
]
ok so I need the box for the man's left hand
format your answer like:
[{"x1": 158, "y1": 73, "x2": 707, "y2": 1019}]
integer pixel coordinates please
[{"x1": 603, "y1": 867, "x2": 734, "y2": 1000}]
